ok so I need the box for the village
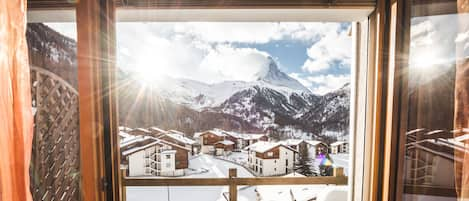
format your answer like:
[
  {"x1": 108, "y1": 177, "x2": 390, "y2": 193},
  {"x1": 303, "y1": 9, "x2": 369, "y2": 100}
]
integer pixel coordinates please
[{"x1": 119, "y1": 126, "x2": 349, "y2": 178}]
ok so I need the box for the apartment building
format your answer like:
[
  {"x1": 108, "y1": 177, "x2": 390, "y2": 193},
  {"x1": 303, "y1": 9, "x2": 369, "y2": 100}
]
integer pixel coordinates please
[{"x1": 247, "y1": 141, "x2": 296, "y2": 176}]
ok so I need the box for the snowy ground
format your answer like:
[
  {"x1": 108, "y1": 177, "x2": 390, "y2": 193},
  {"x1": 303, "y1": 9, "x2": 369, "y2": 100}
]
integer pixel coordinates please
[
  {"x1": 217, "y1": 151, "x2": 249, "y2": 166},
  {"x1": 329, "y1": 153, "x2": 350, "y2": 176},
  {"x1": 126, "y1": 153, "x2": 350, "y2": 201},
  {"x1": 126, "y1": 154, "x2": 256, "y2": 201}
]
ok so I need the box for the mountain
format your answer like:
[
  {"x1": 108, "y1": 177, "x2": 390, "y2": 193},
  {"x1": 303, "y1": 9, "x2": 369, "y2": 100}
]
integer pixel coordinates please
[
  {"x1": 299, "y1": 83, "x2": 350, "y2": 138},
  {"x1": 146, "y1": 58, "x2": 312, "y2": 111},
  {"x1": 27, "y1": 23, "x2": 78, "y2": 89},
  {"x1": 27, "y1": 23, "x2": 351, "y2": 140},
  {"x1": 255, "y1": 57, "x2": 311, "y2": 94}
]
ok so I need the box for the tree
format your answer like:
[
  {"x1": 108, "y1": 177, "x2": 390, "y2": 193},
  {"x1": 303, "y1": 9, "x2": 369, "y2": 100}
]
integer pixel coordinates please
[{"x1": 295, "y1": 143, "x2": 317, "y2": 176}]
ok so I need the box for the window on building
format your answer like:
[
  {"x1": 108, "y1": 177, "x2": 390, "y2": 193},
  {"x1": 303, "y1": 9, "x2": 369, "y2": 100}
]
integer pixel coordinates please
[
  {"x1": 165, "y1": 155, "x2": 171, "y2": 159},
  {"x1": 267, "y1": 152, "x2": 273, "y2": 157}
]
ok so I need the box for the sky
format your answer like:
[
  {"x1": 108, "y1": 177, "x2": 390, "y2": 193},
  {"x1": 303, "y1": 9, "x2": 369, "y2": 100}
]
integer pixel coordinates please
[{"x1": 47, "y1": 22, "x2": 353, "y2": 95}]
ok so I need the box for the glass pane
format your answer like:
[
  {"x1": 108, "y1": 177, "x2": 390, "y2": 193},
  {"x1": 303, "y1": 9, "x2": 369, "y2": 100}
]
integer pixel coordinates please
[
  {"x1": 27, "y1": 23, "x2": 80, "y2": 201},
  {"x1": 402, "y1": 1, "x2": 469, "y2": 200},
  {"x1": 116, "y1": 22, "x2": 353, "y2": 200}
]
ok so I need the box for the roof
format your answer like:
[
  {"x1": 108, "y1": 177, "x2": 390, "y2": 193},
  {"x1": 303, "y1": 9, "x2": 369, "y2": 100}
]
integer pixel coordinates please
[
  {"x1": 148, "y1": 126, "x2": 167, "y2": 134},
  {"x1": 129, "y1": 128, "x2": 150, "y2": 133},
  {"x1": 246, "y1": 141, "x2": 296, "y2": 153},
  {"x1": 215, "y1": 140, "x2": 235, "y2": 145},
  {"x1": 226, "y1": 132, "x2": 267, "y2": 140},
  {"x1": 331, "y1": 141, "x2": 348, "y2": 146},
  {"x1": 122, "y1": 140, "x2": 160, "y2": 156},
  {"x1": 163, "y1": 133, "x2": 195, "y2": 145},
  {"x1": 118, "y1": 126, "x2": 132, "y2": 132},
  {"x1": 306, "y1": 140, "x2": 327, "y2": 146},
  {"x1": 194, "y1": 129, "x2": 227, "y2": 138},
  {"x1": 281, "y1": 139, "x2": 304, "y2": 146},
  {"x1": 119, "y1": 131, "x2": 133, "y2": 139},
  {"x1": 120, "y1": 135, "x2": 190, "y2": 156}
]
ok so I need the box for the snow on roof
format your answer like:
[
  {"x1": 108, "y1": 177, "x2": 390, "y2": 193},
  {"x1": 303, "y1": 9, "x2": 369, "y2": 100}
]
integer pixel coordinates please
[
  {"x1": 119, "y1": 131, "x2": 133, "y2": 139},
  {"x1": 164, "y1": 133, "x2": 195, "y2": 145},
  {"x1": 306, "y1": 140, "x2": 326, "y2": 146},
  {"x1": 221, "y1": 131, "x2": 267, "y2": 140},
  {"x1": 148, "y1": 127, "x2": 167, "y2": 134},
  {"x1": 246, "y1": 141, "x2": 295, "y2": 153},
  {"x1": 281, "y1": 139, "x2": 304, "y2": 146},
  {"x1": 120, "y1": 135, "x2": 190, "y2": 156},
  {"x1": 331, "y1": 141, "x2": 348, "y2": 146},
  {"x1": 194, "y1": 129, "x2": 227, "y2": 138},
  {"x1": 215, "y1": 140, "x2": 235, "y2": 145},
  {"x1": 256, "y1": 173, "x2": 330, "y2": 201},
  {"x1": 118, "y1": 126, "x2": 132, "y2": 132},
  {"x1": 122, "y1": 140, "x2": 160, "y2": 156},
  {"x1": 129, "y1": 128, "x2": 150, "y2": 133}
]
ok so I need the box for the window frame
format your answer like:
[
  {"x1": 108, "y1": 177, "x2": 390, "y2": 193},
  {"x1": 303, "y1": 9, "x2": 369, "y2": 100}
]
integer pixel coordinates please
[{"x1": 24, "y1": 1, "x2": 399, "y2": 201}]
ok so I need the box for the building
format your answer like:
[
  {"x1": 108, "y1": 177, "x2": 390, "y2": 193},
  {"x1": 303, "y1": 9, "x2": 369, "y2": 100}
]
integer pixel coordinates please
[
  {"x1": 214, "y1": 140, "x2": 235, "y2": 156},
  {"x1": 223, "y1": 131, "x2": 269, "y2": 150},
  {"x1": 246, "y1": 141, "x2": 296, "y2": 176},
  {"x1": 157, "y1": 132, "x2": 196, "y2": 155},
  {"x1": 330, "y1": 141, "x2": 349, "y2": 154},
  {"x1": 194, "y1": 129, "x2": 227, "y2": 154},
  {"x1": 120, "y1": 136, "x2": 190, "y2": 177},
  {"x1": 305, "y1": 140, "x2": 329, "y2": 158},
  {"x1": 281, "y1": 139, "x2": 304, "y2": 152}
]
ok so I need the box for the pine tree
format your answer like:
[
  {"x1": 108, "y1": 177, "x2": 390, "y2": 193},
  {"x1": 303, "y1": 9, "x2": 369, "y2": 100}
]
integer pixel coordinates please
[{"x1": 295, "y1": 144, "x2": 317, "y2": 176}]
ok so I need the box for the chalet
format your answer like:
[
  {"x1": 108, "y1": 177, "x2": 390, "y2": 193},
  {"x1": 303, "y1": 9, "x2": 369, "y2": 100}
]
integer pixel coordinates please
[
  {"x1": 120, "y1": 136, "x2": 190, "y2": 177},
  {"x1": 194, "y1": 129, "x2": 227, "y2": 154},
  {"x1": 157, "y1": 132, "x2": 196, "y2": 155},
  {"x1": 246, "y1": 141, "x2": 296, "y2": 176},
  {"x1": 305, "y1": 140, "x2": 329, "y2": 157},
  {"x1": 214, "y1": 140, "x2": 235, "y2": 156},
  {"x1": 330, "y1": 141, "x2": 349, "y2": 154},
  {"x1": 223, "y1": 131, "x2": 269, "y2": 150}
]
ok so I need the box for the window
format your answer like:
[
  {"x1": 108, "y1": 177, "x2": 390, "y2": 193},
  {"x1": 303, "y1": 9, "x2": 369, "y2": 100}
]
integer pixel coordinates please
[
  {"x1": 267, "y1": 152, "x2": 273, "y2": 157},
  {"x1": 165, "y1": 155, "x2": 171, "y2": 159},
  {"x1": 392, "y1": 1, "x2": 469, "y2": 201},
  {"x1": 25, "y1": 2, "x2": 378, "y2": 200}
]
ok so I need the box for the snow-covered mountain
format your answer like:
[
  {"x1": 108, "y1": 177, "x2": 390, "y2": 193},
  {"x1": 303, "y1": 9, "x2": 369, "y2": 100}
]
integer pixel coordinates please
[
  {"x1": 27, "y1": 23, "x2": 351, "y2": 140},
  {"x1": 146, "y1": 58, "x2": 312, "y2": 111}
]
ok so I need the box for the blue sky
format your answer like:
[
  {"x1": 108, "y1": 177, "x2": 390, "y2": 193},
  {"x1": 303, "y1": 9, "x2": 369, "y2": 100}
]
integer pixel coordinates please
[{"x1": 47, "y1": 22, "x2": 352, "y2": 95}]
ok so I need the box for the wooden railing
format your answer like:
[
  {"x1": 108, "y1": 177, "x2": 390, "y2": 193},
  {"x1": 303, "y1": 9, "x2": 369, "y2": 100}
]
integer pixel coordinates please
[{"x1": 121, "y1": 167, "x2": 347, "y2": 201}]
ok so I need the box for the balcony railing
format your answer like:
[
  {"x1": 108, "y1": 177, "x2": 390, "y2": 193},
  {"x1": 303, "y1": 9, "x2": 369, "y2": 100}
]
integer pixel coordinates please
[{"x1": 121, "y1": 167, "x2": 347, "y2": 201}]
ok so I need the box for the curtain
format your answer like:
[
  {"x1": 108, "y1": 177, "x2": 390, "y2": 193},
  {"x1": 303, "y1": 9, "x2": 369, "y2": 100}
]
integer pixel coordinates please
[
  {"x1": 0, "y1": 0, "x2": 34, "y2": 201},
  {"x1": 455, "y1": 1, "x2": 469, "y2": 200}
]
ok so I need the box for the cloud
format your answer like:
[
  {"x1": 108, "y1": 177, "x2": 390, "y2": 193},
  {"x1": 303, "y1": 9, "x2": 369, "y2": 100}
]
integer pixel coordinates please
[
  {"x1": 199, "y1": 46, "x2": 271, "y2": 83},
  {"x1": 301, "y1": 24, "x2": 352, "y2": 73},
  {"x1": 308, "y1": 74, "x2": 350, "y2": 95},
  {"x1": 116, "y1": 24, "x2": 272, "y2": 83}
]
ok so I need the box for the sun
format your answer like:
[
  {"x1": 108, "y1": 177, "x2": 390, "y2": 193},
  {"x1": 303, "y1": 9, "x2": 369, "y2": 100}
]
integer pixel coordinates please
[{"x1": 133, "y1": 51, "x2": 168, "y2": 84}]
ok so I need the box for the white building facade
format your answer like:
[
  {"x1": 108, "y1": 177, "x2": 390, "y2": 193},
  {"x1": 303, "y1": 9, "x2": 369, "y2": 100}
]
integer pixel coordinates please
[{"x1": 247, "y1": 142, "x2": 296, "y2": 176}]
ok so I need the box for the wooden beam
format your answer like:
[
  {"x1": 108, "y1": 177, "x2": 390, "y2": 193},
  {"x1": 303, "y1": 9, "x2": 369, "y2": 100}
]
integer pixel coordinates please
[
  {"x1": 27, "y1": 0, "x2": 376, "y2": 9},
  {"x1": 76, "y1": 0, "x2": 118, "y2": 201},
  {"x1": 229, "y1": 169, "x2": 237, "y2": 201},
  {"x1": 123, "y1": 176, "x2": 348, "y2": 186}
]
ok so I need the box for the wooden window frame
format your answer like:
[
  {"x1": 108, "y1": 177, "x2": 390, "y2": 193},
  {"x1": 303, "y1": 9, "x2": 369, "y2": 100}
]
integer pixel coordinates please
[{"x1": 25, "y1": 1, "x2": 417, "y2": 201}]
